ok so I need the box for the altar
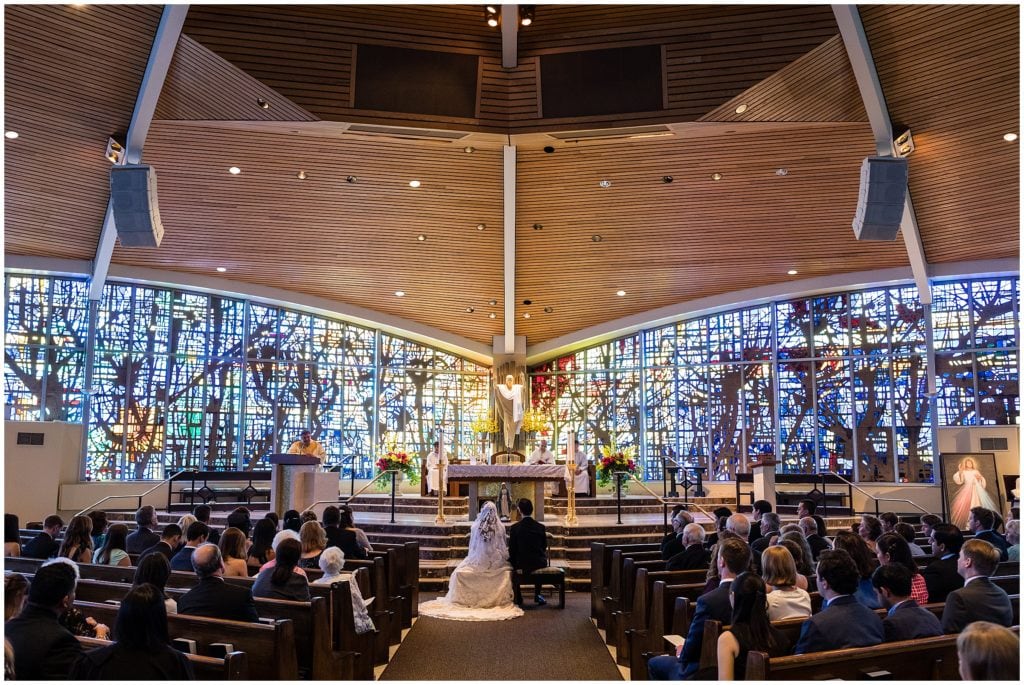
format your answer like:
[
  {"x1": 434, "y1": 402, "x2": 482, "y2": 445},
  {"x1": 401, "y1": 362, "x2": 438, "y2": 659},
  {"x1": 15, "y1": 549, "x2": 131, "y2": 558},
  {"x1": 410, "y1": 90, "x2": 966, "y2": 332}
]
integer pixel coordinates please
[{"x1": 446, "y1": 463, "x2": 566, "y2": 522}]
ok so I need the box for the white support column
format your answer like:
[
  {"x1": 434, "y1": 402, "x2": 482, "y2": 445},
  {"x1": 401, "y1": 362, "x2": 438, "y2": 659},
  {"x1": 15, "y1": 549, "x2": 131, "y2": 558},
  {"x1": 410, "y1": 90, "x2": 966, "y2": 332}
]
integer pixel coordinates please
[
  {"x1": 501, "y1": 4, "x2": 518, "y2": 68},
  {"x1": 503, "y1": 145, "x2": 516, "y2": 354}
]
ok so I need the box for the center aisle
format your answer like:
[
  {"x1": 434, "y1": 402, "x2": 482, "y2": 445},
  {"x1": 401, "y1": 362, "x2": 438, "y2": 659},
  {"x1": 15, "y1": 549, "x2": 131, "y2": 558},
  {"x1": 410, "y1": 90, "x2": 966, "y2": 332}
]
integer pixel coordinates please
[{"x1": 378, "y1": 593, "x2": 623, "y2": 680}]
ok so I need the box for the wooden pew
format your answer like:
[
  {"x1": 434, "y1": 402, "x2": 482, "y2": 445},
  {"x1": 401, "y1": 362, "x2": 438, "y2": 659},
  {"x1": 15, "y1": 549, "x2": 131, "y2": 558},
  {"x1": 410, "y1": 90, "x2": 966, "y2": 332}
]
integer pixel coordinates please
[
  {"x1": 592, "y1": 542, "x2": 661, "y2": 627},
  {"x1": 371, "y1": 541, "x2": 420, "y2": 629},
  {"x1": 73, "y1": 600, "x2": 299, "y2": 680},
  {"x1": 76, "y1": 635, "x2": 248, "y2": 679},
  {"x1": 605, "y1": 553, "x2": 668, "y2": 646},
  {"x1": 614, "y1": 567, "x2": 706, "y2": 663},
  {"x1": 628, "y1": 594, "x2": 693, "y2": 680}
]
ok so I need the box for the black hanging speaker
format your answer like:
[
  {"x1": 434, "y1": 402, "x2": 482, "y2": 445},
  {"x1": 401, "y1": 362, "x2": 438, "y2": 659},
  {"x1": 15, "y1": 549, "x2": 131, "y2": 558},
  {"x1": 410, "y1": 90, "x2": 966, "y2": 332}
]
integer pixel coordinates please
[
  {"x1": 109, "y1": 164, "x2": 164, "y2": 247},
  {"x1": 852, "y1": 156, "x2": 908, "y2": 241}
]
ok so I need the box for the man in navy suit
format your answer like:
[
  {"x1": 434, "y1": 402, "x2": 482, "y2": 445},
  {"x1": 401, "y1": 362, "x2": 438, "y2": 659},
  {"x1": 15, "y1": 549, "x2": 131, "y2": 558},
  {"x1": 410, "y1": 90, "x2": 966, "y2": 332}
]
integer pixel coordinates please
[
  {"x1": 648, "y1": 537, "x2": 751, "y2": 679},
  {"x1": 941, "y1": 538, "x2": 1014, "y2": 633},
  {"x1": 176, "y1": 544, "x2": 259, "y2": 622},
  {"x1": 871, "y1": 563, "x2": 942, "y2": 641},
  {"x1": 666, "y1": 523, "x2": 710, "y2": 571},
  {"x1": 508, "y1": 498, "x2": 548, "y2": 605},
  {"x1": 794, "y1": 549, "x2": 884, "y2": 654},
  {"x1": 21, "y1": 515, "x2": 63, "y2": 560},
  {"x1": 169, "y1": 522, "x2": 209, "y2": 572},
  {"x1": 125, "y1": 506, "x2": 161, "y2": 555},
  {"x1": 921, "y1": 523, "x2": 965, "y2": 602},
  {"x1": 139, "y1": 523, "x2": 182, "y2": 563},
  {"x1": 968, "y1": 507, "x2": 1010, "y2": 561}
]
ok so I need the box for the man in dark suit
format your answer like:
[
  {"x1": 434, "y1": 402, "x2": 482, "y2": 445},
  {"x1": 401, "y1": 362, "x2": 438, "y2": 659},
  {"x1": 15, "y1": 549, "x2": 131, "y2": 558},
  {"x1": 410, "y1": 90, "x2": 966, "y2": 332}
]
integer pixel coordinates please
[
  {"x1": 125, "y1": 505, "x2": 161, "y2": 554},
  {"x1": 871, "y1": 563, "x2": 942, "y2": 641},
  {"x1": 139, "y1": 523, "x2": 182, "y2": 562},
  {"x1": 666, "y1": 523, "x2": 710, "y2": 571},
  {"x1": 748, "y1": 499, "x2": 772, "y2": 544},
  {"x1": 169, "y1": 522, "x2": 209, "y2": 572},
  {"x1": 648, "y1": 537, "x2": 751, "y2": 679},
  {"x1": 5, "y1": 559, "x2": 107, "y2": 679},
  {"x1": 322, "y1": 505, "x2": 345, "y2": 549},
  {"x1": 922, "y1": 523, "x2": 965, "y2": 602},
  {"x1": 508, "y1": 498, "x2": 548, "y2": 606},
  {"x1": 177, "y1": 543, "x2": 259, "y2": 622},
  {"x1": 193, "y1": 504, "x2": 220, "y2": 545},
  {"x1": 21, "y1": 514, "x2": 63, "y2": 560},
  {"x1": 797, "y1": 499, "x2": 827, "y2": 538},
  {"x1": 750, "y1": 512, "x2": 780, "y2": 571},
  {"x1": 968, "y1": 507, "x2": 1010, "y2": 561},
  {"x1": 661, "y1": 510, "x2": 692, "y2": 561},
  {"x1": 794, "y1": 549, "x2": 884, "y2": 654},
  {"x1": 799, "y1": 516, "x2": 831, "y2": 560},
  {"x1": 941, "y1": 538, "x2": 1014, "y2": 633},
  {"x1": 703, "y1": 507, "x2": 733, "y2": 549}
]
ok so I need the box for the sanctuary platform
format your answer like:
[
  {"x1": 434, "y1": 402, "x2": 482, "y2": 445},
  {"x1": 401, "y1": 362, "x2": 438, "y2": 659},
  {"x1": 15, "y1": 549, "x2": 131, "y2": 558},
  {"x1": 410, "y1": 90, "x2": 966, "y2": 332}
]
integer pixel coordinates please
[{"x1": 111, "y1": 494, "x2": 859, "y2": 591}]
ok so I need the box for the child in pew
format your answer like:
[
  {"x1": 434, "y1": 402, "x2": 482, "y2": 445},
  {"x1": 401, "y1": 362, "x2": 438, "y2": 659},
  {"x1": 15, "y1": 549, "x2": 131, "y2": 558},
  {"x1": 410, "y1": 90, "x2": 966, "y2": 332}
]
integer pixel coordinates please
[
  {"x1": 70, "y1": 583, "x2": 195, "y2": 680},
  {"x1": 716, "y1": 573, "x2": 791, "y2": 680},
  {"x1": 310, "y1": 546, "x2": 376, "y2": 634},
  {"x1": 956, "y1": 620, "x2": 1020, "y2": 680}
]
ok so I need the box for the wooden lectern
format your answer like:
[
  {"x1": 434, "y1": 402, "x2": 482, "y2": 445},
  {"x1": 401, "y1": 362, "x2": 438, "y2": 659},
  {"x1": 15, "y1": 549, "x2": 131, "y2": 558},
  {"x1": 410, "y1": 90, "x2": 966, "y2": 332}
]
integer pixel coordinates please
[{"x1": 269, "y1": 454, "x2": 338, "y2": 515}]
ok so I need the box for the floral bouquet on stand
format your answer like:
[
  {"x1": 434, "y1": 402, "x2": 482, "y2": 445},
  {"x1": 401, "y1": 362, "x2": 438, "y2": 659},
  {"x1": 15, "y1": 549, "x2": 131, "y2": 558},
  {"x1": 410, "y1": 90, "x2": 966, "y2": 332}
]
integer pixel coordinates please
[
  {"x1": 597, "y1": 443, "x2": 641, "y2": 489},
  {"x1": 374, "y1": 441, "x2": 420, "y2": 491}
]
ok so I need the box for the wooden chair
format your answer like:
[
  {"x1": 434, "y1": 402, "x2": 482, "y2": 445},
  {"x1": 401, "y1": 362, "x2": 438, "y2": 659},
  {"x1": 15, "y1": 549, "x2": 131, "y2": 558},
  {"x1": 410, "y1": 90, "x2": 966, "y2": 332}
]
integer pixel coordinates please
[{"x1": 513, "y1": 567, "x2": 566, "y2": 608}]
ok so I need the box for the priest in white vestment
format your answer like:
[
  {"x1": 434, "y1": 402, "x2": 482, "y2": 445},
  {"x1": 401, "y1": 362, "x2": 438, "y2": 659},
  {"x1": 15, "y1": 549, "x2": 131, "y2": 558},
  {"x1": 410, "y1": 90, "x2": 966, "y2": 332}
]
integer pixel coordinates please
[
  {"x1": 566, "y1": 446, "x2": 590, "y2": 496},
  {"x1": 528, "y1": 439, "x2": 556, "y2": 495},
  {"x1": 426, "y1": 441, "x2": 449, "y2": 496}
]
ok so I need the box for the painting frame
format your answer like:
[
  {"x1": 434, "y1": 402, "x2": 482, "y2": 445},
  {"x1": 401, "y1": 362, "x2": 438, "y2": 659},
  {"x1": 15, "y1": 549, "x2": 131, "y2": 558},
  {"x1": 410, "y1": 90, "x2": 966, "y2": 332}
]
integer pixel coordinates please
[{"x1": 939, "y1": 452, "x2": 1003, "y2": 530}]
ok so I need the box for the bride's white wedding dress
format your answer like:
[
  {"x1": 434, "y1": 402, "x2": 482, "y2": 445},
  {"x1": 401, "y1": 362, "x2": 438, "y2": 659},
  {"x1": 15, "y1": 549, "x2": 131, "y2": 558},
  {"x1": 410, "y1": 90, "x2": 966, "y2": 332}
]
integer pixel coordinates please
[{"x1": 418, "y1": 502, "x2": 524, "y2": 621}]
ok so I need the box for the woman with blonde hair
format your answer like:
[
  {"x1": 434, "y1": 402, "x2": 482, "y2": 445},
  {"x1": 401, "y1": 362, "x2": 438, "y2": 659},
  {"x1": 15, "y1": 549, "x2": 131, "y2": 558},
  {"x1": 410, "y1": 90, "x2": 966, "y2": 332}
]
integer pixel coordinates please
[
  {"x1": 761, "y1": 546, "x2": 811, "y2": 620},
  {"x1": 218, "y1": 527, "x2": 249, "y2": 577},
  {"x1": 58, "y1": 515, "x2": 93, "y2": 564},
  {"x1": 299, "y1": 520, "x2": 327, "y2": 569},
  {"x1": 956, "y1": 620, "x2": 1020, "y2": 680}
]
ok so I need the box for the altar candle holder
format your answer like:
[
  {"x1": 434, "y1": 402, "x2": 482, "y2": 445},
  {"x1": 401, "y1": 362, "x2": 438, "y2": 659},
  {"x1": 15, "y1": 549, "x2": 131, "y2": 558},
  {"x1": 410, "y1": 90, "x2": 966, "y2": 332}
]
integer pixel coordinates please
[
  {"x1": 435, "y1": 427, "x2": 447, "y2": 525},
  {"x1": 564, "y1": 431, "x2": 578, "y2": 526}
]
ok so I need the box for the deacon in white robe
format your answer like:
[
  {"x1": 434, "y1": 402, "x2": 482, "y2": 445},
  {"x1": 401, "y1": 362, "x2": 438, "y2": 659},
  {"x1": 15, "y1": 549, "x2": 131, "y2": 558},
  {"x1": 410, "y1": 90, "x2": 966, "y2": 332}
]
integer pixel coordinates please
[
  {"x1": 426, "y1": 441, "x2": 449, "y2": 495},
  {"x1": 565, "y1": 447, "x2": 590, "y2": 496},
  {"x1": 528, "y1": 439, "x2": 556, "y2": 496}
]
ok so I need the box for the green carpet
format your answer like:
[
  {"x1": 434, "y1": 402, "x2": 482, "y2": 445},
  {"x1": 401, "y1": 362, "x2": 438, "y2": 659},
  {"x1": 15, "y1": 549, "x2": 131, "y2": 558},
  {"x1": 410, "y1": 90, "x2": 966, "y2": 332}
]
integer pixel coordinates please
[{"x1": 379, "y1": 592, "x2": 623, "y2": 681}]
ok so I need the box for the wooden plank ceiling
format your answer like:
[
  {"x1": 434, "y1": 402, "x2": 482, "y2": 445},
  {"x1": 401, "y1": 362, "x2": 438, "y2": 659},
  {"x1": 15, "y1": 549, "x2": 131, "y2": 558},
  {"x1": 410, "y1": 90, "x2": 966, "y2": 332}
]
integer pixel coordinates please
[{"x1": 3, "y1": 4, "x2": 1019, "y2": 352}]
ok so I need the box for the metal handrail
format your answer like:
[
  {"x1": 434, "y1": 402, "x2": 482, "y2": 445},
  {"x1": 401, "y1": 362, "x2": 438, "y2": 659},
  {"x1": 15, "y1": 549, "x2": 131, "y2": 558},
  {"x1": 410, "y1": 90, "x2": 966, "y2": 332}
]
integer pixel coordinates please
[
  {"x1": 74, "y1": 468, "x2": 196, "y2": 517},
  {"x1": 826, "y1": 470, "x2": 933, "y2": 517},
  {"x1": 627, "y1": 474, "x2": 718, "y2": 524},
  {"x1": 301, "y1": 469, "x2": 396, "y2": 514}
]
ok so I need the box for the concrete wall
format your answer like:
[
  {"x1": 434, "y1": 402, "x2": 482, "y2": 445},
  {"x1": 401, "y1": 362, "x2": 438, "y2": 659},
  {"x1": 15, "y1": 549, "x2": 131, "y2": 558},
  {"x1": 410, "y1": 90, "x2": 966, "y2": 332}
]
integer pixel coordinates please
[
  {"x1": 936, "y1": 425, "x2": 1020, "y2": 485},
  {"x1": 5, "y1": 421, "x2": 83, "y2": 523}
]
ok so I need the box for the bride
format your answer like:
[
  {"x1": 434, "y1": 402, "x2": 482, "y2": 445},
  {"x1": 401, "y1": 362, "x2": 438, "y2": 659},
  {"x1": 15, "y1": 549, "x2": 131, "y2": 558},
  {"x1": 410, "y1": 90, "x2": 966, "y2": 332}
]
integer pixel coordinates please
[{"x1": 419, "y1": 501, "x2": 524, "y2": 621}]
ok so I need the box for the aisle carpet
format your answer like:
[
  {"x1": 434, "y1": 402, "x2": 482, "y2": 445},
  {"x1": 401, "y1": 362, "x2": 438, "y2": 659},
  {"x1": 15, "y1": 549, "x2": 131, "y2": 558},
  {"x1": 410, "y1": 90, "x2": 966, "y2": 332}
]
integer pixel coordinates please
[{"x1": 379, "y1": 592, "x2": 622, "y2": 680}]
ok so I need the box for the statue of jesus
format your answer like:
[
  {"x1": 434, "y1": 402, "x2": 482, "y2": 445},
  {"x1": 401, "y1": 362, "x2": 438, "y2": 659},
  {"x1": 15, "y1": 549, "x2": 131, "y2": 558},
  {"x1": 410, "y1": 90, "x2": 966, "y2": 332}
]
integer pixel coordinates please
[{"x1": 495, "y1": 374, "x2": 524, "y2": 450}]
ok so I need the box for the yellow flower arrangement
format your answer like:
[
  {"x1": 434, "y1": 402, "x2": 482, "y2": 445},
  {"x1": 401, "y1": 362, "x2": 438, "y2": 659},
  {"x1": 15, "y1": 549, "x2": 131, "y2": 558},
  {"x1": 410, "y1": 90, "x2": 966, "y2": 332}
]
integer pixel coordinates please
[{"x1": 470, "y1": 411, "x2": 498, "y2": 434}]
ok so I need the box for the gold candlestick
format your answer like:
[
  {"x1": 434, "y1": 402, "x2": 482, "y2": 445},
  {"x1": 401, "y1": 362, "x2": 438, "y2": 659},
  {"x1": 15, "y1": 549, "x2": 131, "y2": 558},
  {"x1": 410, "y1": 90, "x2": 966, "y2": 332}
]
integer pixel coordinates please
[
  {"x1": 435, "y1": 428, "x2": 447, "y2": 525},
  {"x1": 564, "y1": 432, "x2": 578, "y2": 526}
]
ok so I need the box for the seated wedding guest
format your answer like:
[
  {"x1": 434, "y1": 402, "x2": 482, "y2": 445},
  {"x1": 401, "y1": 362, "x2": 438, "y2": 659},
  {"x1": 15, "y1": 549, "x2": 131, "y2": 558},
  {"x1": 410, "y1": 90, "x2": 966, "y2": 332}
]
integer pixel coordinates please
[
  {"x1": 666, "y1": 523, "x2": 710, "y2": 571},
  {"x1": 247, "y1": 518, "x2": 277, "y2": 567},
  {"x1": 5, "y1": 558, "x2": 86, "y2": 679},
  {"x1": 283, "y1": 509, "x2": 302, "y2": 532},
  {"x1": 70, "y1": 583, "x2": 194, "y2": 680},
  {"x1": 176, "y1": 514, "x2": 197, "y2": 541},
  {"x1": 956, "y1": 620, "x2": 1020, "y2": 680},
  {"x1": 264, "y1": 511, "x2": 280, "y2": 530},
  {"x1": 310, "y1": 546, "x2": 375, "y2": 634},
  {"x1": 761, "y1": 546, "x2": 811, "y2": 621},
  {"x1": 871, "y1": 563, "x2": 941, "y2": 641},
  {"x1": 258, "y1": 530, "x2": 305, "y2": 573},
  {"x1": 45, "y1": 560, "x2": 110, "y2": 641},
  {"x1": 703, "y1": 526, "x2": 748, "y2": 594},
  {"x1": 923, "y1": 523, "x2": 965, "y2": 602},
  {"x1": 776, "y1": 540, "x2": 810, "y2": 591},
  {"x1": 337, "y1": 508, "x2": 370, "y2": 559},
  {"x1": 340, "y1": 505, "x2": 374, "y2": 553},
  {"x1": 717, "y1": 572, "x2": 791, "y2": 680},
  {"x1": 879, "y1": 511, "x2": 899, "y2": 534},
  {"x1": 799, "y1": 516, "x2": 830, "y2": 560},
  {"x1": 139, "y1": 523, "x2": 182, "y2": 563},
  {"x1": 875, "y1": 532, "x2": 928, "y2": 604},
  {"x1": 941, "y1": 539, "x2": 1014, "y2": 633},
  {"x1": 177, "y1": 543, "x2": 259, "y2": 622},
  {"x1": 968, "y1": 507, "x2": 1010, "y2": 561},
  {"x1": 252, "y1": 538, "x2": 310, "y2": 601},
  {"x1": 125, "y1": 506, "x2": 160, "y2": 554},
  {"x1": 4, "y1": 572, "x2": 28, "y2": 620},
  {"x1": 794, "y1": 549, "x2": 884, "y2": 654},
  {"x1": 778, "y1": 532, "x2": 814, "y2": 581},
  {"x1": 797, "y1": 499, "x2": 827, "y2": 537},
  {"x1": 1005, "y1": 519, "x2": 1019, "y2": 561},
  {"x1": 705, "y1": 507, "x2": 733, "y2": 548},
  {"x1": 858, "y1": 514, "x2": 883, "y2": 553},
  {"x1": 193, "y1": 504, "x2": 220, "y2": 545},
  {"x1": 300, "y1": 510, "x2": 318, "y2": 525},
  {"x1": 894, "y1": 521, "x2": 927, "y2": 556},
  {"x1": 94, "y1": 523, "x2": 131, "y2": 567},
  {"x1": 920, "y1": 513, "x2": 942, "y2": 539},
  {"x1": 648, "y1": 538, "x2": 751, "y2": 680},
  {"x1": 87, "y1": 511, "x2": 108, "y2": 551},
  {"x1": 133, "y1": 552, "x2": 177, "y2": 614},
  {"x1": 322, "y1": 505, "x2": 344, "y2": 548},
  {"x1": 4, "y1": 513, "x2": 22, "y2": 557},
  {"x1": 58, "y1": 515, "x2": 94, "y2": 564},
  {"x1": 218, "y1": 527, "x2": 249, "y2": 578},
  {"x1": 299, "y1": 520, "x2": 327, "y2": 569},
  {"x1": 226, "y1": 507, "x2": 252, "y2": 538},
  {"x1": 22, "y1": 514, "x2": 63, "y2": 559},
  {"x1": 832, "y1": 530, "x2": 882, "y2": 608},
  {"x1": 661, "y1": 510, "x2": 691, "y2": 561},
  {"x1": 170, "y1": 522, "x2": 209, "y2": 572},
  {"x1": 750, "y1": 513, "x2": 780, "y2": 570},
  {"x1": 748, "y1": 499, "x2": 773, "y2": 544}
]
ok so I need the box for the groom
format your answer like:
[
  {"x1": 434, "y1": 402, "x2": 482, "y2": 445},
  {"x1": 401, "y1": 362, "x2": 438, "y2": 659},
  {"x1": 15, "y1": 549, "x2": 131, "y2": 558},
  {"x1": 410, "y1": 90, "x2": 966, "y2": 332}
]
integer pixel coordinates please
[{"x1": 509, "y1": 498, "x2": 548, "y2": 606}]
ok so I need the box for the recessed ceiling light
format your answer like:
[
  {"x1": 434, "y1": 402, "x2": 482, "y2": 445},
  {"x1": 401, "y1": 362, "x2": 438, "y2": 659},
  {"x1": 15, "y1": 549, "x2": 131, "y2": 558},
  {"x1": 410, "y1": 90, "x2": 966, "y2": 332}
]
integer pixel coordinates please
[
  {"x1": 523, "y1": 299, "x2": 532, "y2": 305},
  {"x1": 228, "y1": 166, "x2": 241, "y2": 175},
  {"x1": 477, "y1": 223, "x2": 486, "y2": 231},
  {"x1": 735, "y1": 104, "x2": 748, "y2": 114},
  {"x1": 464, "y1": 146, "x2": 475, "y2": 153},
  {"x1": 4, "y1": 131, "x2": 18, "y2": 139},
  {"x1": 394, "y1": 290, "x2": 405, "y2": 297},
  {"x1": 216, "y1": 267, "x2": 227, "y2": 273},
  {"x1": 787, "y1": 269, "x2": 798, "y2": 275},
  {"x1": 616, "y1": 290, "x2": 626, "y2": 297},
  {"x1": 711, "y1": 173, "x2": 723, "y2": 181},
  {"x1": 409, "y1": 180, "x2": 421, "y2": 188},
  {"x1": 544, "y1": 306, "x2": 553, "y2": 313},
  {"x1": 523, "y1": 313, "x2": 531, "y2": 319},
  {"x1": 488, "y1": 299, "x2": 497, "y2": 306},
  {"x1": 662, "y1": 175, "x2": 673, "y2": 183},
  {"x1": 1004, "y1": 133, "x2": 1018, "y2": 142},
  {"x1": 417, "y1": 234, "x2": 426, "y2": 242},
  {"x1": 533, "y1": 223, "x2": 543, "y2": 230},
  {"x1": 776, "y1": 168, "x2": 788, "y2": 176},
  {"x1": 489, "y1": 312, "x2": 496, "y2": 319},
  {"x1": 591, "y1": 234, "x2": 603, "y2": 242},
  {"x1": 599, "y1": 180, "x2": 612, "y2": 188},
  {"x1": 346, "y1": 175, "x2": 357, "y2": 183},
  {"x1": 296, "y1": 170, "x2": 307, "y2": 180},
  {"x1": 256, "y1": 97, "x2": 270, "y2": 110},
  {"x1": 465, "y1": 306, "x2": 475, "y2": 313}
]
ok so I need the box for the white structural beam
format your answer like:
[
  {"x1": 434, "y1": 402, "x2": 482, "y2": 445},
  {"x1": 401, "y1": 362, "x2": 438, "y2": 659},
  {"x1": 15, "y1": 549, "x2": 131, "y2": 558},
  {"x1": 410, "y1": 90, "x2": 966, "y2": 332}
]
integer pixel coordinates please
[
  {"x1": 503, "y1": 145, "x2": 517, "y2": 354},
  {"x1": 89, "y1": 4, "x2": 189, "y2": 300},
  {"x1": 501, "y1": 4, "x2": 518, "y2": 68},
  {"x1": 833, "y1": 4, "x2": 931, "y2": 305}
]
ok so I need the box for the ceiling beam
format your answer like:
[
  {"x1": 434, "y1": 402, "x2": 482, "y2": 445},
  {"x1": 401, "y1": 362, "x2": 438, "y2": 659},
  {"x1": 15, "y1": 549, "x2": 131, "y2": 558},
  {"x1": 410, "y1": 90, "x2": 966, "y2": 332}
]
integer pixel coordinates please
[
  {"x1": 503, "y1": 145, "x2": 516, "y2": 354},
  {"x1": 89, "y1": 4, "x2": 189, "y2": 301},
  {"x1": 833, "y1": 4, "x2": 931, "y2": 305},
  {"x1": 501, "y1": 3, "x2": 518, "y2": 68}
]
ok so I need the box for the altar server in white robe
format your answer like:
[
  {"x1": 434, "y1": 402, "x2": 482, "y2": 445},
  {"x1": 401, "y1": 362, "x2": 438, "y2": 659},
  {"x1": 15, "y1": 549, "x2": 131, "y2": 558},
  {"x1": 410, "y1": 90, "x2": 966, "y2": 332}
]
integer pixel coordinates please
[
  {"x1": 528, "y1": 439, "x2": 556, "y2": 495},
  {"x1": 566, "y1": 446, "x2": 590, "y2": 496},
  {"x1": 426, "y1": 441, "x2": 449, "y2": 496}
]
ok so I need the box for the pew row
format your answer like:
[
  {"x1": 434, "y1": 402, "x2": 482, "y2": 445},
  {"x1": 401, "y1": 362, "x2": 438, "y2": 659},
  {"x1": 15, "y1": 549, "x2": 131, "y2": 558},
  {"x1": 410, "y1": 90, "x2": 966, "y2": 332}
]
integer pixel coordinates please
[{"x1": 76, "y1": 635, "x2": 248, "y2": 679}]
